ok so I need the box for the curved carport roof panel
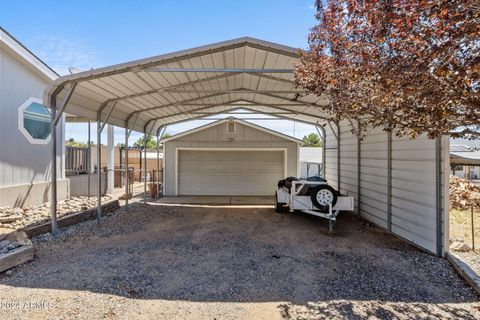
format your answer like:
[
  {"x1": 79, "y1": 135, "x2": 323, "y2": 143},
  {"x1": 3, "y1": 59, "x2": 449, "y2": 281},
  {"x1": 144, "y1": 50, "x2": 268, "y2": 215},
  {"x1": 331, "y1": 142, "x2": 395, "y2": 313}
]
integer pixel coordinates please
[{"x1": 44, "y1": 37, "x2": 332, "y2": 132}]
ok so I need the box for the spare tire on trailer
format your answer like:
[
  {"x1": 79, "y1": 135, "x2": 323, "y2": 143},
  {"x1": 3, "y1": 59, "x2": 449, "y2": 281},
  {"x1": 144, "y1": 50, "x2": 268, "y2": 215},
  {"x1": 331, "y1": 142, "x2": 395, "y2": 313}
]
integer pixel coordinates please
[
  {"x1": 274, "y1": 191, "x2": 287, "y2": 213},
  {"x1": 310, "y1": 185, "x2": 338, "y2": 212}
]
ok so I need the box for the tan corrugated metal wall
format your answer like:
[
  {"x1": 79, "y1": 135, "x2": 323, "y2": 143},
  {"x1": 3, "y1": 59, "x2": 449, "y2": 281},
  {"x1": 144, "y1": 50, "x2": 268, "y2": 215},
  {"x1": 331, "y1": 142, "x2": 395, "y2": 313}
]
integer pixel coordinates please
[{"x1": 325, "y1": 120, "x2": 448, "y2": 255}]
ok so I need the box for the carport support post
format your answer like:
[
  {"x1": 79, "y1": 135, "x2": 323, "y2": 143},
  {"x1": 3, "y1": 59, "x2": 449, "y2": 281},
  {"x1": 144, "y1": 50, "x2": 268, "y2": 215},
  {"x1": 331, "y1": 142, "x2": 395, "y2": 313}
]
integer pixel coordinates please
[
  {"x1": 106, "y1": 124, "x2": 114, "y2": 194},
  {"x1": 436, "y1": 136, "x2": 445, "y2": 256},
  {"x1": 50, "y1": 98, "x2": 58, "y2": 236},
  {"x1": 143, "y1": 131, "x2": 147, "y2": 205},
  {"x1": 87, "y1": 119, "x2": 91, "y2": 199},
  {"x1": 357, "y1": 121, "x2": 361, "y2": 216},
  {"x1": 387, "y1": 130, "x2": 392, "y2": 232},
  {"x1": 336, "y1": 121, "x2": 341, "y2": 192},
  {"x1": 49, "y1": 83, "x2": 76, "y2": 237},
  {"x1": 314, "y1": 124, "x2": 326, "y2": 178},
  {"x1": 97, "y1": 117, "x2": 102, "y2": 221},
  {"x1": 156, "y1": 125, "x2": 165, "y2": 198},
  {"x1": 96, "y1": 102, "x2": 117, "y2": 220},
  {"x1": 156, "y1": 134, "x2": 160, "y2": 198},
  {"x1": 124, "y1": 125, "x2": 129, "y2": 209}
]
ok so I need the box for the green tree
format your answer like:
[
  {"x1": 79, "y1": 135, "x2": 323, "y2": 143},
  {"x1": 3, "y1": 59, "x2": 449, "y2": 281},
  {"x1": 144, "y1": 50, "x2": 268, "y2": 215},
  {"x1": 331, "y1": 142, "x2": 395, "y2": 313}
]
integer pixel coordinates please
[
  {"x1": 302, "y1": 133, "x2": 322, "y2": 147},
  {"x1": 128, "y1": 132, "x2": 172, "y2": 149},
  {"x1": 133, "y1": 135, "x2": 157, "y2": 149},
  {"x1": 65, "y1": 138, "x2": 88, "y2": 148}
]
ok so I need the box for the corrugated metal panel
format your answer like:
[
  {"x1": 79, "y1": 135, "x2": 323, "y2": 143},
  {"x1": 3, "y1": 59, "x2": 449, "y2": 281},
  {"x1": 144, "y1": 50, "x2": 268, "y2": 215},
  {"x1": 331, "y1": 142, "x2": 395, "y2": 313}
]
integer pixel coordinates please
[
  {"x1": 390, "y1": 134, "x2": 438, "y2": 253},
  {"x1": 359, "y1": 127, "x2": 389, "y2": 229},
  {"x1": 338, "y1": 123, "x2": 441, "y2": 254},
  {"x1": 324, "y1": 121, "x2": 339, "y2": 190},
  {"x1": 46, "y1": 38, "x2": 332, "y2": 134},
  {"x1": 338, "y1": 121, "x2": 359, "y2": 211}
]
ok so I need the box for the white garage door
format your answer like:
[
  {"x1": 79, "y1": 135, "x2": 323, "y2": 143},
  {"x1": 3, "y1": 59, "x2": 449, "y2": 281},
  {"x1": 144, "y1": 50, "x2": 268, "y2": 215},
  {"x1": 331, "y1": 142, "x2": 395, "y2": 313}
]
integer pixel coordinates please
[{"x1": 177, "y1": 150, "x2": 285, "y2": 196}]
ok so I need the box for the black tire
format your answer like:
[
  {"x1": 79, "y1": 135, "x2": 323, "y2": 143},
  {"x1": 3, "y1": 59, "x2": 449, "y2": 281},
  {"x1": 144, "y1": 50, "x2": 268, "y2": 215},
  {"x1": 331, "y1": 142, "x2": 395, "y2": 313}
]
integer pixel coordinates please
[
  {"x1": 275, "y1": 191, "x2": 287, "y2": 213},
  {"x1": 310, "y1": 185, "x2": 338, "y2": 212}
]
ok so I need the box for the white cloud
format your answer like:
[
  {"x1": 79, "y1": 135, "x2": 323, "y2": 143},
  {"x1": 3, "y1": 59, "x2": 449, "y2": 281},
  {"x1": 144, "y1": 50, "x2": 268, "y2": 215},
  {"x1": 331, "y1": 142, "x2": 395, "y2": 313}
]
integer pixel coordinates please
[{"x1": 29, "y1": 35, "x2": 100, "y2": 75}]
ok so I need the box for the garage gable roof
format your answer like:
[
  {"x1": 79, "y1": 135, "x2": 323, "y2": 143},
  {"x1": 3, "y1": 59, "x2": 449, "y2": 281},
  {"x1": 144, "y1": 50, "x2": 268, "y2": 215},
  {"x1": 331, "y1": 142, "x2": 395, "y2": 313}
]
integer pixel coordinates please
[
  {"x1": 45, "y1": 37, "x2": 332, "y2": 134},
  {"x1": 161, "y1": 117, "x2": 303, "y2": 144}
]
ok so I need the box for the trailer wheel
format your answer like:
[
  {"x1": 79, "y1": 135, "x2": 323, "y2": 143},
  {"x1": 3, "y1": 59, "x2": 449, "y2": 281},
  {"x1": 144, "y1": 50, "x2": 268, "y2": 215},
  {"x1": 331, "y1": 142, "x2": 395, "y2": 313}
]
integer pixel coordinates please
[
  {"x1": 311, "y1": 185, "x2": 338, "y2": 212},
  {"x1": 275, "y1": 191, "x2": 287, "y2": 213}
]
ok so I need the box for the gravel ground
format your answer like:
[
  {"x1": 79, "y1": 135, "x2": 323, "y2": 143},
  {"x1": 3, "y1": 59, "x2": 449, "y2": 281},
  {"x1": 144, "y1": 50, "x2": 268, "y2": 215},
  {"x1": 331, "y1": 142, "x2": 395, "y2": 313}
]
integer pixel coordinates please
[{"x1": 0, "y1": 202, "x2": 478, "y2": 320}]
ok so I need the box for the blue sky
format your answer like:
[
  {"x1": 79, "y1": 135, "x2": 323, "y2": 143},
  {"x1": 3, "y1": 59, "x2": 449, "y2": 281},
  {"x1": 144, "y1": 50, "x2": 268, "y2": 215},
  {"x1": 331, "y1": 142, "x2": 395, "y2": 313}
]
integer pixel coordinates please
[{"x1": 1, "y1": 0, "x2": 319, "y2": 144}]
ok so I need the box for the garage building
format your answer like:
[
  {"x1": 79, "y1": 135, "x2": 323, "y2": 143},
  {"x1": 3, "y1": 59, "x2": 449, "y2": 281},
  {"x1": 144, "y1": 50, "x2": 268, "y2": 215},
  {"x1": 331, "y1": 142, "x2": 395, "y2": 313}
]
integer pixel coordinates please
[
  {"x1": 162, "y1": 118, "x2": 301, "y2": 196},
  {"x1": 44, "y1": 37, "x2": 449, "y2": 257}
]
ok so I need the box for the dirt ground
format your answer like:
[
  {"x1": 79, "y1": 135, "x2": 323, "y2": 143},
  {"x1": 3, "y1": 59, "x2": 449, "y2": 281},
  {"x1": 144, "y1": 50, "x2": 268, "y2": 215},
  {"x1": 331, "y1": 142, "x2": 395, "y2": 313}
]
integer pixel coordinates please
[
  {"x1": 0, "y1": 202, "x2": 479, "y2": 320},
  {"x1": 450, "y1": 208, "x2": 480, "y2": 251}
]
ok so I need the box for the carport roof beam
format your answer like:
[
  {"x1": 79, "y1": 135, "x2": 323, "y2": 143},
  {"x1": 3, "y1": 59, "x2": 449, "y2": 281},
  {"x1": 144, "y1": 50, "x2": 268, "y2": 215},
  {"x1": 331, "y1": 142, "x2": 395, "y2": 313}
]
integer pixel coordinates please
[
  {"x1": 144, "y1": 67, "x2": 294, "y2": 73},
  {"x1": 126, "y1": 92, "x2": 330, "y2": 125},
  {"x1": 98, "y1": 101, "x2": 118, "y2": 133},
  {"x1": 126, "y1": 113, "x2": 140, "y2": 139},
  {"x1": 146, "y1": 101, "x2": 330, "y2": 127},
  {"x1": 155, "y1": 105, "x2": 328, "y2": 129},
  {"x1": 165, "y1": 89, "x2": 305, "y2": 94},
  {"x1": 53, "y1": 82, "x2": 77, "y2": 126},
  {"x1": 191, "y1": 111, "x2": 296, "y2": 115}
]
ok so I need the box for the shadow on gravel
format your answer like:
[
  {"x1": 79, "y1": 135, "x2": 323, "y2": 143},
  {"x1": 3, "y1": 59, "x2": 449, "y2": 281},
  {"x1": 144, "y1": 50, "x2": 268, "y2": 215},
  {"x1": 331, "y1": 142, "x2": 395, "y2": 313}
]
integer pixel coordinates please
[
  {"x1": 1, "y1": 202, "x2": 479, "y2": 318},
  {"x1": 278, "y1": 300, "x2": 480, "y2": 320}
]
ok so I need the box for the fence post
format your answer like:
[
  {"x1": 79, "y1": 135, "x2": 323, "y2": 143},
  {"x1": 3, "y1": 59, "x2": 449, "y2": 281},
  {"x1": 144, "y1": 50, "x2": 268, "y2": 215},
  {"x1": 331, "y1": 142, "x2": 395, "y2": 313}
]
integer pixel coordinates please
[{"x1": 472, "y1": 205, "x2": 475, "y2": 251}]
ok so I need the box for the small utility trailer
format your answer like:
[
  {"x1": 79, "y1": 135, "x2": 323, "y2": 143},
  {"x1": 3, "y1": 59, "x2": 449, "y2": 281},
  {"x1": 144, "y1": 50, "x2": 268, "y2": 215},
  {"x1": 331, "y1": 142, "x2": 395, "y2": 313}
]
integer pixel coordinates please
[{"x1": 275, "y1": 177, "x2": 354, "y2": 232}]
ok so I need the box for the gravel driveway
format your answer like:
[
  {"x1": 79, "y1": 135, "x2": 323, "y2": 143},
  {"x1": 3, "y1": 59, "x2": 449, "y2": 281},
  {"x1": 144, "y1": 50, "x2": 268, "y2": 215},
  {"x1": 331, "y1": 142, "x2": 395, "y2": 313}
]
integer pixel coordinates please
[{"x1": 0, "y1": 202, "x2": 478, "y2": 319}]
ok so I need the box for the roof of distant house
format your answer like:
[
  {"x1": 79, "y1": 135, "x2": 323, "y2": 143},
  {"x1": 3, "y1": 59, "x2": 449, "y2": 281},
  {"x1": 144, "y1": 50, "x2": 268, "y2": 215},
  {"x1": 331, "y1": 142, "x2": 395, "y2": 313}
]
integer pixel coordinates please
[{"x1": 450, "y1": 145, "x2": 480, "y2": 165}]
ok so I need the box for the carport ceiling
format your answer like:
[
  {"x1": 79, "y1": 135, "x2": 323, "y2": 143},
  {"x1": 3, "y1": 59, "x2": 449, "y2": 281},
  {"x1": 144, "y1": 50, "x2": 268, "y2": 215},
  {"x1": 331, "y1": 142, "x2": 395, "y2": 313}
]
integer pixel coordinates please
[{"x1": 44, "y1": 37, "x2": 332, "y2": 133}]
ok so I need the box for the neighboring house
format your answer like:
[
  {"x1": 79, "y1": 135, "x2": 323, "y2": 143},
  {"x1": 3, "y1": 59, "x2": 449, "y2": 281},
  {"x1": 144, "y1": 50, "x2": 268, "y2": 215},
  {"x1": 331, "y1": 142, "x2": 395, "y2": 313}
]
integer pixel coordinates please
[
  {"x1": 299, "y1": 147, "x2": 323, "y2": 178},
  {"x1": 450, "y1": 144, "x2": 480, "y2": 180},
  {"x1": 161, "y1": 118, "x2": 301, "y2": 196},
  {"x1": 0, "y1": 27, "x2": 68, "y2": 207}
]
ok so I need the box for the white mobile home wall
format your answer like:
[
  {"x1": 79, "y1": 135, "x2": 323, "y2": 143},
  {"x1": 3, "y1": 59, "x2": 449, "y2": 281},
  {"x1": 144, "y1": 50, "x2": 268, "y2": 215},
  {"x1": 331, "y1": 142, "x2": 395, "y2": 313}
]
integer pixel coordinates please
[
  {"x1": 324, "y1": 120, "x2": 449, "y2": 256},
  {"x1": 0, "y1": 29, "x2": 68, "y2": 208}
]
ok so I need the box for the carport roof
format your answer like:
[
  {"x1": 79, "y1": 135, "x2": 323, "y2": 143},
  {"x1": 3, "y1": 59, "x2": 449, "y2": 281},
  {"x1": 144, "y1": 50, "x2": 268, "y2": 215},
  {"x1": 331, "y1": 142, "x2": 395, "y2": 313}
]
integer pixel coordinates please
[
  {"x1": 160, "y1": 117, "x2": 304, "y2": 144},
  {"x1": 44, "y1": 37, "x2": 332, "y2": 134}
]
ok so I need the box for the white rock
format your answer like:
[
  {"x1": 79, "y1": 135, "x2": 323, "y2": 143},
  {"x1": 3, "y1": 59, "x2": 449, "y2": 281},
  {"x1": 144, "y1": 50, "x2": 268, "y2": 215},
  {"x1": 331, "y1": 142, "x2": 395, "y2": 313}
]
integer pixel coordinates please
[{"x1": 450, "y1": 241, "x2": 472, "y2": 252}]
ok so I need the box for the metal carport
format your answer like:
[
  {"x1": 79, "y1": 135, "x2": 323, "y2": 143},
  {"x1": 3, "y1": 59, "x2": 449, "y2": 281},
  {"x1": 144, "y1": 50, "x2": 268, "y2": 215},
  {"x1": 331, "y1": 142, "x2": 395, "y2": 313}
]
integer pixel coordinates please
[{"x1": 44, "y1": 37, "x2": 449, "y2": 256}]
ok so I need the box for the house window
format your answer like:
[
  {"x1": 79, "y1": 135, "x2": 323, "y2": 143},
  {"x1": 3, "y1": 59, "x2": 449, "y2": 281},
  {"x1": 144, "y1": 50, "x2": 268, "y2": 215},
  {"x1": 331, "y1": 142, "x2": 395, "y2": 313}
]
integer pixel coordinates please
[
  {"x1": 227, "y1": 121, "x2": 236, "y2": 133},
  {"x1": 18, "y1": 97, "x2": 51, "y2": 144}
]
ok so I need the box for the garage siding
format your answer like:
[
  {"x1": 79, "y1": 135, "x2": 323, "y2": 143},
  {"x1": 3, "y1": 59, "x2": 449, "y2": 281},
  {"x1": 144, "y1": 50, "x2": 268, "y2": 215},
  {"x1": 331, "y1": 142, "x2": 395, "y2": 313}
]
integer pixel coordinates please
[
  {"x1": 325, "y1": 120, "x2": 448, "y2": 255},
  {"x1": 163, "y1": 121, "x2": 299, "y2": 196}
]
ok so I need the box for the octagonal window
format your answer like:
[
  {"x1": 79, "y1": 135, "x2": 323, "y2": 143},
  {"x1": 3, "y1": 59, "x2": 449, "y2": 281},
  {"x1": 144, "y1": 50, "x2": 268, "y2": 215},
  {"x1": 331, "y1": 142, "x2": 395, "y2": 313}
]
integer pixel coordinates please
[{"x1": 18, "y1": 98, "x2": 51, "y2": 144}]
